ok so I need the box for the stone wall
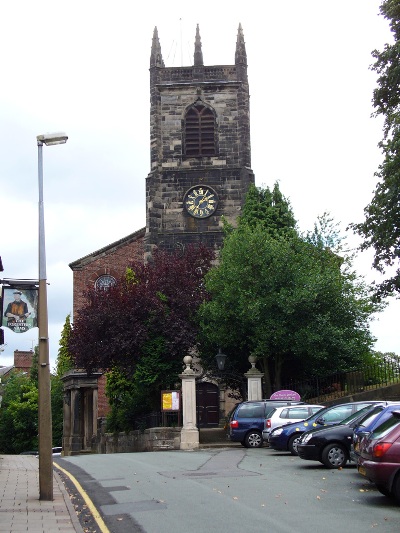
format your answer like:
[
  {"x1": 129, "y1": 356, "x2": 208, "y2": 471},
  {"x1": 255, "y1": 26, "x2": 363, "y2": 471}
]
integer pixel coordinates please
[{"x1": 94, "y1": 427, "x2": 181, "y2": 454}]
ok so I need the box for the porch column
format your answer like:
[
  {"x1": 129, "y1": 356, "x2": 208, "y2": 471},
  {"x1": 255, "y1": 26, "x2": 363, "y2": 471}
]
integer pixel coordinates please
[{"x1": 62, "y1": 390, "x2": 71, "y2": 455}]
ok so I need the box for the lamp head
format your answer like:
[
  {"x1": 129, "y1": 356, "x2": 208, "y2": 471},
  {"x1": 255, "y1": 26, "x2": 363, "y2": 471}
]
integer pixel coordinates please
[
  {"x1": 37, "y1": 132, "x2": 68, "y2": 146},
  {"x1": 215, "y1": 348, "x2": 227, "y2": 371}
]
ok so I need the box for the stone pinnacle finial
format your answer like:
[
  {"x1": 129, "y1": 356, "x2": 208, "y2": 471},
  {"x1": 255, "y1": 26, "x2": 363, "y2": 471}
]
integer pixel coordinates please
[
  {"x1": 194, "y1": 24, "x2": 204, "y2": 66},
  {"x1": 235, "y1": 23, "x2": 247, "y2": 66},
  {"x1": 150, "y1": 26, "x2": 165, "y2": 68}
]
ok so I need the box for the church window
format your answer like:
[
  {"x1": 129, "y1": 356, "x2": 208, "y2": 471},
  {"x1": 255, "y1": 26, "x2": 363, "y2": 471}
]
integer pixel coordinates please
[
  {"x1": 95, "y1": 275, "x2": 116, "y2": 290},
  {"x1": 184, "y1": 105, "x2": 216, "y2": 156}
]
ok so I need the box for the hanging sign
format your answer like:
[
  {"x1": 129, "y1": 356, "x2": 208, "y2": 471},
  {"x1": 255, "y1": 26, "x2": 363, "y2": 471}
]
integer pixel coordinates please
[{"x1": 1, "y1": 286, "x2": 38, "y2": 333}]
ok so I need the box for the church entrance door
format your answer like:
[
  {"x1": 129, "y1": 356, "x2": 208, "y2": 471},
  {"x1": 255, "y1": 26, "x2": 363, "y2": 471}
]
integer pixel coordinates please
[{"x1": 196, "y1": 382, "x2": 219, "y2": 427}]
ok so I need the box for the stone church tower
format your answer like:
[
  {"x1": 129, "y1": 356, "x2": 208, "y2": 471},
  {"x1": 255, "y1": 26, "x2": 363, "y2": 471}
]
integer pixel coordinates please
[
  {"x1": 65, "y1": 25, "x2": 254, "y2": 454},
  {"x1": 145, "y1": 24, "x2": 255, "y2": 258}
]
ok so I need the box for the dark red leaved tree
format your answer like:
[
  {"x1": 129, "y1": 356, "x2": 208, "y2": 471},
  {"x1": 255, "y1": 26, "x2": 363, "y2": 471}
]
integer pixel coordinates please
[{"x1": 69, "y1": 244, "x2": 215, "y2": 375}]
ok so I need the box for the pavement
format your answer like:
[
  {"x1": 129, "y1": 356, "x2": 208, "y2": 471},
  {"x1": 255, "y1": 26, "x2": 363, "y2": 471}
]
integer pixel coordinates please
[{"x1": 0, "y1": 454, "x2": 83, "y2": 533}]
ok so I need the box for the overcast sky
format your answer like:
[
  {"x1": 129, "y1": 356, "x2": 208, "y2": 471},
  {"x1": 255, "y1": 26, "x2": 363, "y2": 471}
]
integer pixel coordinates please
[{"x1": 1, "y1": 0, "x2": 399, "y2": 371}]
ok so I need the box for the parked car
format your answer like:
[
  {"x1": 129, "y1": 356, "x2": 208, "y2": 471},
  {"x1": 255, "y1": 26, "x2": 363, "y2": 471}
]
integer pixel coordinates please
[
  {"x1": 19, "y1": 450, "x2": 39, "y2": 456},
  {"x1": 297, "y1": 403, "x2": 392, "y2": 468},
  {"x1": 262, "y1": 404, "x2": 324, "y2": 442},
  {"x1": 34, "y1": 447, "x2": 63, "y2": 458},
  {"x1": 227, "y1": 399, "x2": 306, "y2": 448},
  {"x1": 351, "y1": 403, "x2": 400, "y2": 463},
  {"x1": 52, "y1": 447, "x2": 62, "y2": 456},
  {"x1": 357, "y1": 410, "x2": 400, "y2": 503},
  {"x1": 268, "y1": 401, "x2": 385, "y2": 455}
]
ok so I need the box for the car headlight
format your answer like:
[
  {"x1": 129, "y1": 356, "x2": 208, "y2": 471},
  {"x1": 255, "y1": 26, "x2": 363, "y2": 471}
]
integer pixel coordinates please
[
  {"x1": 271, "y1": 428, "x2": 283, "y2": 436},
  {"x1": 301, "y1": 433, "x2": 313, "y2": 444}
]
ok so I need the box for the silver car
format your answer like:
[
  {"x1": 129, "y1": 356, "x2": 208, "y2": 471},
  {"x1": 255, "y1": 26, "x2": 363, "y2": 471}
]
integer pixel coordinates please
[{"x1": 263, "y1": 404, "x2": 324, "y2": 442}]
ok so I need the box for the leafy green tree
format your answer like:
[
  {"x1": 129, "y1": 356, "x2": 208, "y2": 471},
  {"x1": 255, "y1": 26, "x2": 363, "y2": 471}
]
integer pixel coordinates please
[
  {"x1": 0, "y1": 372, "x2": 38, "y2": 454},
  {"x1": 0, "y1": 329, "x2": 70, "y2": 452},
  {"x1": 30, "y1": 346, "x2": 39, "y2": 385},
  {"x1": 240, "y1": 182, "x2": 297, "y2": 236},
  {"x1": 198, "y1": 184, "x2": 383, "y2": 396},
  {"x1": 54, "y1": 314, "x2": 74, "y2": 377},
  {"x1": 350, "y1": 0, "x2": 400, "y2": 297},
  {"x1": 52, "y1": 315, "x2": 74, "y2": 446}
]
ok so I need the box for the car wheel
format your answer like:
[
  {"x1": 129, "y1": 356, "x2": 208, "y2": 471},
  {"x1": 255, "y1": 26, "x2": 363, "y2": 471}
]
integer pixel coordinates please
[
  {"x1": 391, "y1": 473, "x2": 400, "y2": 504},
  {"x1": 376, "y1": 484, "x2": 392, "y2": 498},
  {"x1": 244, "y1": 430, "x2": 263, "y2": 448},
  {"x1": 321, "y1": 443, "x2": 348, "y2": 468},
  {"x1": 288, "y1": 434, "x2": 302, "y2": 455}
]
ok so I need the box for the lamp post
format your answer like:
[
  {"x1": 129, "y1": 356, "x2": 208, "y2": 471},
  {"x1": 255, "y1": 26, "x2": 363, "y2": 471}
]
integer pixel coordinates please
[{"x1": 37, "y1": 132, "x2": 68, "y2": 501}]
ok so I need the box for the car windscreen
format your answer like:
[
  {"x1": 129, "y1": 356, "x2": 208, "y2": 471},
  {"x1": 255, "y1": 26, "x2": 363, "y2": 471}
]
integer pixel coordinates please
[
  {"x1": 339, "y1": 405, "x2": 379, "y2": 426},
  {"x1": 354, "y1": 405, "x2": 385, "y2": 428},
  {"x1": 370, "y1": 412, "x2": 400, "y2": 439}
]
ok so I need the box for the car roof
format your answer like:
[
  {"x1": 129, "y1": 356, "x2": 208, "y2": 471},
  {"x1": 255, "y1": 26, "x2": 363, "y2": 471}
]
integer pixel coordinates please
[
  {"x1": 273, "y1": 401, "x2": 384, "y2": 432},
  {"x1": 269, "y1": 404, "x2": 322, "y2": 413}
]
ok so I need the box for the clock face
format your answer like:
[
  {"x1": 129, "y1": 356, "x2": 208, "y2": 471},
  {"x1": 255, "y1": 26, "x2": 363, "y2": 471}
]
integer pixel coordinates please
[
  {"x1": 184, "y1": 186, "x2": 218, "y2": 219},
  {"x1": 95, "y1": 275, "x2": 116, "y2": 290}
]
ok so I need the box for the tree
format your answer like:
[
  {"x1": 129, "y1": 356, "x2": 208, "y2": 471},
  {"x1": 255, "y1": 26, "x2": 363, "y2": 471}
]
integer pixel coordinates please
[
  {"x1": 198, "y1": 184, "x2": 383, "y2": 396},
  {"x1": 68, "y1": 245, "x2": 214, "y2": 428},
  {"x1": 50, "y1": 315, "x2": 75, "y2": 445},
  {"x1": 54, "y1": 314, "x2": 74, "y2": 377},
  {"x1": 350, "y1": 0, "x2": 400, "y2": 297},
  {"x1": 0, "y1": 372, "x2": 38, "y2": 454}
]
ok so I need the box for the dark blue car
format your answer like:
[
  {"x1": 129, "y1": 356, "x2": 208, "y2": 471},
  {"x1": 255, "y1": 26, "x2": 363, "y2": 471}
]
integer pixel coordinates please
[
  {"x1": 351, "y1": 402, "x2": 400, "y2": 463},
  {"x1": 268, "y1": 401, "x2": 384, "y2": 455},
  {"x1": 227, "y1": 399, "x2": 306, "y2": 448}
]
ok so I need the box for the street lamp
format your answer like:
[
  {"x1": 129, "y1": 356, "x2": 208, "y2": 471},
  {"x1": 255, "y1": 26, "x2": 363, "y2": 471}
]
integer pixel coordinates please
[{"x1": 37, "y1": 132, "x2": 68, "y2": 501}]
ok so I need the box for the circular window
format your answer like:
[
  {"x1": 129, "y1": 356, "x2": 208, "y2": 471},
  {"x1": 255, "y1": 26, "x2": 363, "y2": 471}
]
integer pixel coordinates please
[{"x1": 95, "y1": 275, "x2": 116, "y2": 290}]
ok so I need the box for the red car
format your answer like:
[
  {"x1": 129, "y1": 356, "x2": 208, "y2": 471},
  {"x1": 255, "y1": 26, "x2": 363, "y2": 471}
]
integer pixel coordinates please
[{"x1": 358, "y1": 410, "x2": 400, "y2": 504}]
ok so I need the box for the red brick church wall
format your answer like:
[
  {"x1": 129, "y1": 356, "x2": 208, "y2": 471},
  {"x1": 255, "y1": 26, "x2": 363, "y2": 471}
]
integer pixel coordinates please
[
  {"x1": 70, "y1": 231, "x2": 145, "y2": 424},
  {"x1": 72, "y1": 233, "x2": 144, "y2": 316}
]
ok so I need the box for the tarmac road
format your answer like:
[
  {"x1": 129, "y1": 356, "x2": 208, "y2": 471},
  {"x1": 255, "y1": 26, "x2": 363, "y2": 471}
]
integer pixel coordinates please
[{"x1": 56, "y1": 447, "x2": 400, "y2": 533}]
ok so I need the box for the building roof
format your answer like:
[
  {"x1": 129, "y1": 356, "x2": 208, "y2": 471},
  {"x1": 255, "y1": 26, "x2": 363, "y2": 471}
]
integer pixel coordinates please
[
  {"x1": 0, "y1": 365, "x2": 14, "y2": 377},
  {"x1": 69, "y1": 227, "x2": 145, "y2": 270}
]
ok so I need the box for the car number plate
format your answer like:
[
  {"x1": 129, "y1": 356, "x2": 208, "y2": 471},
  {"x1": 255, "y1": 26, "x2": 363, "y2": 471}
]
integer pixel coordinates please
[{"x1": 358, "y1": 465, "x2": 366, "y2": 476}]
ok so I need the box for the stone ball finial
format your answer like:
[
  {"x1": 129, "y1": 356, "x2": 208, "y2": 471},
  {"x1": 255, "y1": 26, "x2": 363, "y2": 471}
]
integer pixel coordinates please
[{"x1": 183, "y1": 355, "x2": 193, "y2": 369}]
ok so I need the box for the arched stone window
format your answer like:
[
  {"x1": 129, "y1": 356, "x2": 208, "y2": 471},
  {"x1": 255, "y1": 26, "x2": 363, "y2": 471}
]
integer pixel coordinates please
[{"x1": 184, "y1": 104, "x2": 216, "y2": 157}]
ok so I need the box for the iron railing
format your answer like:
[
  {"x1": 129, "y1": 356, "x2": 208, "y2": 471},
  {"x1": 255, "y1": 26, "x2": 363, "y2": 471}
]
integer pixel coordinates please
[{"x1": 281, "y1": 358, "x2": 400, "y2": 404}]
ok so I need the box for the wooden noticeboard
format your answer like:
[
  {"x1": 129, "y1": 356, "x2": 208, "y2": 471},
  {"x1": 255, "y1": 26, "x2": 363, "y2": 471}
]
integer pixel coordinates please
[
  {"x1": 161, "y1": 390, "x2": 181, "y2": 427},
  {"x1": 161, "y1": 390, "x2": 180, "y2": 411}
]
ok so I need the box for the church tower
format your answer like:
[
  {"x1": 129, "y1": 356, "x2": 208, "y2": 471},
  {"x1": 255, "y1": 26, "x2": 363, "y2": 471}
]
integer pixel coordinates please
[{"x1": 145, "y1": 24, "x2": 255, "y2": 258}]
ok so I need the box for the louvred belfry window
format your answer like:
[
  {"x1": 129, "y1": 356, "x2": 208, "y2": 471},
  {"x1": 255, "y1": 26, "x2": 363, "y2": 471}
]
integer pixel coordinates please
[{"x1": 185, "y1": 105, "x2": 216, "y2": 156}]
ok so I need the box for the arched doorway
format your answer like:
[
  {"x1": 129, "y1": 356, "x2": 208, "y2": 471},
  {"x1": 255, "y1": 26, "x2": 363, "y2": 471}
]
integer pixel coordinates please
[{"x1": 196, "y1": 382, "x2": 219, "y2": 427}]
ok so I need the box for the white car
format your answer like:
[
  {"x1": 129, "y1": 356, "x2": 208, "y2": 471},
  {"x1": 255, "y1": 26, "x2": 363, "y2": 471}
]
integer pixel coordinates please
[{"x1": 262, "y1": 404, "x2": 324, "y2": 442}]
